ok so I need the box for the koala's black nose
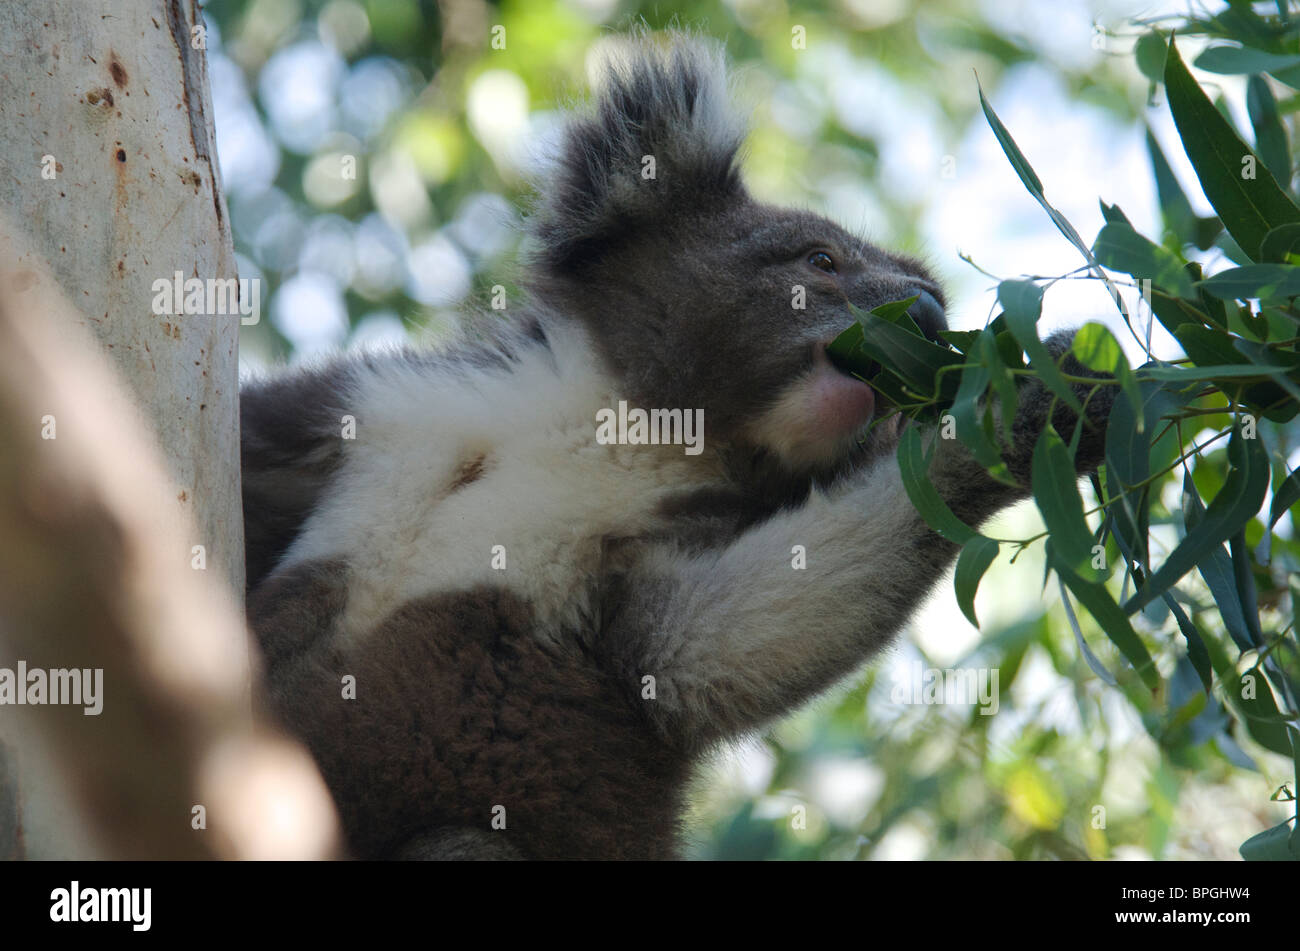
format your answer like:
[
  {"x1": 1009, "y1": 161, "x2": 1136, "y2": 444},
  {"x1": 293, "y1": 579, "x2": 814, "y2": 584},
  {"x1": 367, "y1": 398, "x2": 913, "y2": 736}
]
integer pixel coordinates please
[{"x1": 907, "y1": 289, "x2": 947, "y2": 343}]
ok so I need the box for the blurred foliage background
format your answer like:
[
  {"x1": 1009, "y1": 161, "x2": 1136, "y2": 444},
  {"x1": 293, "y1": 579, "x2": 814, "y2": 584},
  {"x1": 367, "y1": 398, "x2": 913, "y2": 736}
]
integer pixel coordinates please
[{"x1": 204, "y1": 0, "x2": 1297, "y2": 859}]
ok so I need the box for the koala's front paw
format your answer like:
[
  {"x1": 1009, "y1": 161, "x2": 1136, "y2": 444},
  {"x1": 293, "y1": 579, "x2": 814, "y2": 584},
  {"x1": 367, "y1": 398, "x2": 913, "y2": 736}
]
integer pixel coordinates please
[
  {"x1": 1002, "y1": 328, "x2": 1116, "y2": 486},
  {"x1": 909, "y1": 327, "x2": 1119, "y2": 532}
]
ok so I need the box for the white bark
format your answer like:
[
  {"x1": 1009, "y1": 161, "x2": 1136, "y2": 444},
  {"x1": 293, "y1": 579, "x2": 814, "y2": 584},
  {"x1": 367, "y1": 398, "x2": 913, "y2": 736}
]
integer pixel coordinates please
[
  {"x1": 0, "y1": 1, "x2": 277, "y2": 857},
  {"x1": 0, "y1": 226, "x2": 338, "y2": 859},
  {"x1": 0, "y1": 0, "x2": 241, "y2": 592}
]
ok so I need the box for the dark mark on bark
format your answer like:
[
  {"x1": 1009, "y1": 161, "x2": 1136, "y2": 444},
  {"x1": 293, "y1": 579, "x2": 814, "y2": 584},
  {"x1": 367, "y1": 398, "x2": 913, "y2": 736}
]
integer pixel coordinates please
[
  {"x1": 165, "y1": 0, "x2": 224, "y2": 231},
  {"x1": 449, "y1": 454, "x2": 490, "y2": 491}
]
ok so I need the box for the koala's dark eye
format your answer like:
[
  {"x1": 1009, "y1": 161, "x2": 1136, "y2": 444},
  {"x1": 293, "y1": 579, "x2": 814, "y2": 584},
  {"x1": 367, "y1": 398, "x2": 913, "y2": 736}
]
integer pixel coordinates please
[{"x1": 807, "y1": 251, "x2": 836, "y2": 274}]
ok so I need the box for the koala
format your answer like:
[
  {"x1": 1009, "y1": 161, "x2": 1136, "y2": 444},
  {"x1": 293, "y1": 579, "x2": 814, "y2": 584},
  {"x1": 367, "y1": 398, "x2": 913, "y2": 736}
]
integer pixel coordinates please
[{"x1": 240, "y1": 34, "x2": 1113, "y2": 860}]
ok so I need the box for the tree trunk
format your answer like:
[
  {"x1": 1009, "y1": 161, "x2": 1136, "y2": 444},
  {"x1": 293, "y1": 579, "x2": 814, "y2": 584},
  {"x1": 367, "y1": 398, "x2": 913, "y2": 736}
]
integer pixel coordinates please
[
  {"x1": 0, "y1": 0, "x2": 241, "y2": 591},
  {"x1": 0, "y1": 0, "x2": 283, "y2": 858},
  {"x1": 0, "y1": 232, "x2": 339, "y2": 858}
]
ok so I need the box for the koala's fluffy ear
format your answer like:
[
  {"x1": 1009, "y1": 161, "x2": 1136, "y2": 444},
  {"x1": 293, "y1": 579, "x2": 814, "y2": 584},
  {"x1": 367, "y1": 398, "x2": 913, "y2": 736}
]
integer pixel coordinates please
[{"x1": 531, "y1": 33, "x2": 746, "y2": 273}]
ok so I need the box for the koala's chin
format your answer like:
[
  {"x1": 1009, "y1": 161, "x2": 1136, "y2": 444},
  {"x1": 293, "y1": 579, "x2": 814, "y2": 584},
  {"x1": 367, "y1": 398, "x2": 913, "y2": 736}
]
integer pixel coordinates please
[{"x1": 741, "y1": 340, "x2": 898, "y2": 475}]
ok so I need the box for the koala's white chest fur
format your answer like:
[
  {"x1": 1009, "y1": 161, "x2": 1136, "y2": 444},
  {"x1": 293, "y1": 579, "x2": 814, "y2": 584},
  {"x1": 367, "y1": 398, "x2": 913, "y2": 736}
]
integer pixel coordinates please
[{"x1": 280, "y1": 322, "x2": 721, "y2": 648}]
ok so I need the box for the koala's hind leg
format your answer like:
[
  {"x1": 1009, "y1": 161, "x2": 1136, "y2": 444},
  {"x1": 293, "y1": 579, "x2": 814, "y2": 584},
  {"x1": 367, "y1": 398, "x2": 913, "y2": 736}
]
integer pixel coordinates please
[{"x1": 394, "y1": 827, "x2": 524, "y2": 861}]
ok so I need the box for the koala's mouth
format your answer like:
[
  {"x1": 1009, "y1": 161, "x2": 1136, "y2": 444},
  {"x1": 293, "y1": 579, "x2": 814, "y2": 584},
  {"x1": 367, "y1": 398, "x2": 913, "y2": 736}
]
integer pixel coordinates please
[
  {"x1": 820, "y1": 290, "x2": 947, "y2": 406},
  {"x1": 819, "y1": 340, "x2": 890, "y2": 421},
  {"x1": 806, "y1": 342, "x2": 877, "y2": 431},
  {"x1": 742, "y1": 344, "x2": 897, "y2": 473}
]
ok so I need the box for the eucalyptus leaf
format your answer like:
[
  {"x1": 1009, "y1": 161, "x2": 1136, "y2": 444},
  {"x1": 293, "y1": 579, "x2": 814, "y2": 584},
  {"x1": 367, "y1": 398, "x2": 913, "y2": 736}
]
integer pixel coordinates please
[
  {"x1": 1032, "y1": 425, "x2": 1096, "y2": 576},
  {"x1": 1162, "y1": 592, "x2": 1214, "y2": 693},
  {"x1": 1229, "y1": 529, "x2": 1265, "y2": 650},
  {"x1": 1198, "y1": 263, "x2": 1300, "y2": 299},
  {"x1": 948, "y1": 336, "x2": 1014, "y2": 481},
  {"x1": 1269, "y1": 465, "x2": 1300, "y2": 527},
  {"x1": 940, "y1": 329, "x2": 980, "y2": 353},
  {"x1": 1092, "y1": 221, "x2": 1196, "y2": 298},
  {"x1": 1135, "y1": 30, "x2": 1169, "y2": 83},
  {"x1": 825, "y1": 320, "x2": 870, "y2": 377},
  {"x1": 1146, "y1": 128, "x2": 1221, "y2": 249},
  {"x1": 979, "y1": 330, "x2": 1019, "y2": 444},
  {"x1": 1058, "y1": 576, "x2": 1118, "y2": 685},
  {"x1": 1149, "y1": 288, "x2": 1215, "y2": 338},
  {"x1": 1137, "y1": 362, "x2": 1291, "y2": 382},
  {"x1": 979, "y1": 81, "x2": 1130, "y2": 330},
  {"x1": 1239, "y1": 821, "x2": 1300, "y2": 861},
  {"x1": 852, "y1": 313, "x2": 964, "y2": 403},
  {"x1": 1259, "y1": 223, "x2": 1300, "y2": 262},
  {"x1": 954, "y1": 535, "x2": 1000, "y2": 627},
  {"x1": 1167, "y1": 37, "x2": 1300, "y2": 259},
  {"x1": 1055, "y1": 557, "x2": 1160, "y2": 691},
  {"x1": 897, "y1": 427, "x2": 977, "y2": 545},
  {"x1": 1195, "y1": 44, "x2": 1300, "y2": 78},
  {"x1": 1169, "y1": 325, "x2": 1298, "y2": 412},
  {"x1": 1099, "y1": 200, "x2": 1132, "y2": 226},
  {"x1": 1124, "y1": 426, "x2": 1271, "y2": 614},
  {"x1": 1105, "y1": 378, "x2": 1177, "y2": 571},
  {"x1": 997, "y1": 280, "x2": 1083, "y2": 413},
  {"x1": 1184, "y1": 470, "x2": 1259, "y2": 653},
  {"x1": 1247, "y1": 74, "x2": 1291, "y2": 188},
  {"x1": 1072, "y1": 323, "x2": 1141, "y2": 427},
  {"x1": 1206, "y1": 636, "x2": 1294, "y2": 756}
]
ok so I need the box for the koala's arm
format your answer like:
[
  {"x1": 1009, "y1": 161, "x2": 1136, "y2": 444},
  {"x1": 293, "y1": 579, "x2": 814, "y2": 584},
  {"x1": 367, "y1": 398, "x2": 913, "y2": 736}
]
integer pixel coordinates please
[
  {"x1": 603, "y1": 333, "x2": 1115, "y2": 752},
  {"x1": 240, "y1": 361, "x2": 357, "y2": 592}
]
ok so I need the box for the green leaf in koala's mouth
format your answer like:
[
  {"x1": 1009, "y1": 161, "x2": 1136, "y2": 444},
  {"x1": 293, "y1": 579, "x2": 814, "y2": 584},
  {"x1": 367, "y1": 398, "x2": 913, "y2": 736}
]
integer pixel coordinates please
[
  {"x1": 827, "y1": 297, "x2": 965, "y2": 424},
  {"x1": 826, "y1": 296, "x2": 922, "y2": 377},
  {"x1": 826, "y1": 322, "x2": 873, "y2": 378},
  {"x1": 825, "y1": 330, "x2": 879, "y2": 381},
  {"x1": 834, "y1": 297, "x2": 962, "y2": 390}
]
